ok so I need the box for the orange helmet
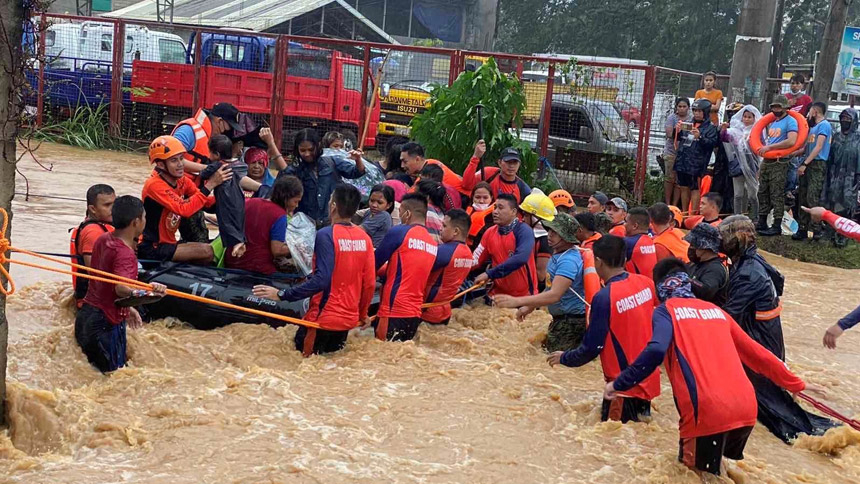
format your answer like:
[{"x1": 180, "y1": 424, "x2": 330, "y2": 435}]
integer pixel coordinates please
[
  {"x1": 668, "y1": 205, "x2": 684, "y2": 228},
  {"x1": 549, "y1": 189, "x2": 574, "y2": 208},
  {"x1": 148, "y1": 136, "x2": 187, "y2": 164}
]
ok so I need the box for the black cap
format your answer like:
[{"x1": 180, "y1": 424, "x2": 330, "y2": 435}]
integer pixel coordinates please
[
  {"x1": 210, "y1": 102, "x2": 241, "y2": 132},
  {"x1": 499, "y1": 147, "x2": 522, "y2": 163},
  {"x1": 591, "y1": 191, "x2": 609, "y2": 206}
]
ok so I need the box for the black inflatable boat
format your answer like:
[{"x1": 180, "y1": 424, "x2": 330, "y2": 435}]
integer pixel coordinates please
[{"x1": 137, "y1": 262, "x2": 309, "y2": 330}]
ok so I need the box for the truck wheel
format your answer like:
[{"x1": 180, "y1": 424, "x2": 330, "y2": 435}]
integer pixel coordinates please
[{"x1": 339, "y1": 128, "x2": 358, "y2": 151}]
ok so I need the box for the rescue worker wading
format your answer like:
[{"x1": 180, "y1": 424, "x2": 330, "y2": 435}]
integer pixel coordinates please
[
  {"x1": 623, "y1": 207, "x2": 658, "y2": 277},
  {"x1": 518, "y1": 189, "x2": 557, "y2": 292},
  {"x1": 473, "y1": 193, "x2": 538, "y2": 298},
  {"x1": 253, "y1": 185, "x2": 375, "y2": 356},
  {"x1": 495, "y1": 213, "x2": 589, "y2": 351},
  {"x1": 422, "y1": 209, "x2": 474, "y2": 326},
  {"x1": 70, "y1": 184, "x2": 116, "y2": 308},
  {"x1": 606, "y1": 258, "x2": 822, "y2": 477},
  {"x1": 546, "y1": 234, "x2": 660, "y2": 423},
  {"x1": 372, "y1": 193, "x2": 438, "y2": 342}
]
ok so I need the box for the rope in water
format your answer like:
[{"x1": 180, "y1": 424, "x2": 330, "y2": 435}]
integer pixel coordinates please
[
  {"x1": 798, "y1": 392, "x2": 860, "y2": 432},
  {"x1": 0, "y1": 208, "x2": 485, "y2": 329}
]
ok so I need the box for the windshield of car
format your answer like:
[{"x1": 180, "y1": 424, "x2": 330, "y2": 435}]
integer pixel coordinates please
[
  {"x1": 588, "y1": 103, "x2": 630, "y2": 142},
  {"x1": 384, "y1": 51, "x2": 449, "y2": 86}
]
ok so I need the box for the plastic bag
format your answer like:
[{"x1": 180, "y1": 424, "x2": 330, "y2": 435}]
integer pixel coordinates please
[
  {"x1": 323, "y1": 148, "x2": 386, "y2": 201},
  {"x1": 284, "y1": 213, "x2": 316, "y2": 276},
  {"x1": 767, "y1": 210, "x2": 799, "y2": 235}
]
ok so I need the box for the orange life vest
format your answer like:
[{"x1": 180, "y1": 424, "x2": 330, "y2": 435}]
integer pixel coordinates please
[
  {"x1": 577, "y1": 246, "x2": 601, "y2": 322},
  {"x1": 467, "y1": 204, "x2": 495, "y2": 249},
  {"x1": 69, "y1": 220, "x2": 111, "y2": 302},
  {"x1": 172, "y1": 108, "x2": 213, "y2": 169}
]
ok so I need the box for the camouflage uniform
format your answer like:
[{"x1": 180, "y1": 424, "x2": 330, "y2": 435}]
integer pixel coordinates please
[
  {"x1": 796, "y1": 159, "x2": 826, "y2": 233},
  {"x1": 821, "y1": 108, "x2": 860, "y2": 246},
  {"x1": 545, "y1": 315, "x2": 587, "y2": 352},
  {"x1": 594, "y1": 211, "x2": 614, "y2": 235},
  {"x1": 757, "y1": 159, "x2": 788, "y2": 227},
  {"x1": 179, "y1": 210, "x2": 210, "y2": 244},
  {"x1": 540, "y1": 213, "x2": 587, "y2": 352}
]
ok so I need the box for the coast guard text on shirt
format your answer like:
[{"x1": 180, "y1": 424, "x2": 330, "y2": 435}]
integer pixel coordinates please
[
  {"x1": 616, "y1": 287, "x2": 654, "y2": 314},
  {"x1": 338, "y1": 238, "x2": 369, "y2": 252},
  {"x1": 408, "y1": 237, "x2": 438, "y2": 256},
  {"x1": 673, "y1": 306, "x2": 726, "y2": 321}
]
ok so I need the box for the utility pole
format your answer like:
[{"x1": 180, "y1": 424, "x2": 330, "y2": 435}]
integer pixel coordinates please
[
  {"x1": 728, "y1": 0, "x2": 779, "y2": 110},
  {"x1": 812, "y1": 0, "x2": 853, "y2": 102},
  {"x1": 769, "y1": 0, "x2": 786, "y2": 79}
]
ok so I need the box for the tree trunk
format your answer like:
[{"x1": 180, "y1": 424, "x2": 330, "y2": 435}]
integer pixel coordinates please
[
  {"x1": 812, "y1": 0, "x2": 853, "y2": 101},
  {"x1": 729, "y1": 0, "x2": 779, "y2": 110},
  {"x1": 0, "y1": 0, "x2": 25, "y2": 426}
]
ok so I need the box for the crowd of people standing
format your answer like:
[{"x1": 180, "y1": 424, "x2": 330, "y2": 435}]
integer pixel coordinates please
[
  {"x1": 65, "y1": 93, "x2": 860, "y2": 479},
  {"x1": 662, "y1": 73, "x2": 860, "y2": 246}
]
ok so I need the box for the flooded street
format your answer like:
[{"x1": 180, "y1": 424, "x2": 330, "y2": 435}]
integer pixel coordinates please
[{"x1": 2, "y1": 143, "x2": 860, "y2": 483}]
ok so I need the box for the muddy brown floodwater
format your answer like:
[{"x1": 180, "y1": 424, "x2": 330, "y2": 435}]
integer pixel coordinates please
[{"x1": 2, "y1": 142, "x2": 860, "y2": 483}]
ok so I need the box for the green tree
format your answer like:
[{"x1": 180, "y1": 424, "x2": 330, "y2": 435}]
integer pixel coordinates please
[
  {"x1": 496, "y1": 0, "x2": 860, "y2": 76},
  {"x1": 409, "y1": 58, "x2": 538, "y2": 181}
]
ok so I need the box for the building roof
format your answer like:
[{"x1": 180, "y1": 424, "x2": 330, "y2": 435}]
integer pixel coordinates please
[{"x1": 105, "y1": 0, "x2": 398, "y2": 44}]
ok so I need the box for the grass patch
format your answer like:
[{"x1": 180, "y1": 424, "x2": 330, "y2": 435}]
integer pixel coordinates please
[{"x1": 756, "y1": 234, "x2": 860, "y2": 269}]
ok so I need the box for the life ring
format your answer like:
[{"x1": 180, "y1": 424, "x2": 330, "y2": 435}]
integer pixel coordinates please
[{"x1": 748, "y1": 110, "x2": 809, "y2": 159}]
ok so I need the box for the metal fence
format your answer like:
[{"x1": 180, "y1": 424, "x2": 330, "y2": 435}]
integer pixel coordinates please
[{"x1": 27, "y1": 12, "x2": 691, "y2": 202}]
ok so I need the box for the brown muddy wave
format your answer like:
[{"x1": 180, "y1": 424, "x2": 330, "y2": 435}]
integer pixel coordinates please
[{"x1": 2, "y1": 143, "x2": 860, "y2": 483}]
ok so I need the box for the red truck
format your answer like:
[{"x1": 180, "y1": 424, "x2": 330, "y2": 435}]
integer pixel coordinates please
[{"x1": 130, "y1": 34, "x2": 379, "y2": 148}]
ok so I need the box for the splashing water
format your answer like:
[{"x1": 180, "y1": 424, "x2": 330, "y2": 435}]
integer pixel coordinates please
[{"x1": 2, "y1": 144, "x2": 860, "y2": 483}]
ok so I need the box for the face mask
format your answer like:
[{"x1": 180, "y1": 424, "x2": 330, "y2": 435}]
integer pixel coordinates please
[
  {"x1": 687, "y1": 247, "x2": 700, "y2": 264},
  {"x1": 841, "y1": 120, "x2": 853, "y2": 133},
  {"x1": 473, "y1": 203, "x2": 491, "y2": 211},
  {"x1": 808, "y1": 117, "x2": 817, "y2": 127}
]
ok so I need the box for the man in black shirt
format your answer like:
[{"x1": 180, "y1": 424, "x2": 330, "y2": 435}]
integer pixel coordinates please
[{"x1": 684, "y1": 223, "x2": 728, "y2": 306}]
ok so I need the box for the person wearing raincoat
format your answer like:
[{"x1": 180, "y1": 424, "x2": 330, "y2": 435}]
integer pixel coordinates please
[
  {"x1": 720, "y1": 104, "x2": 762, "y2": 220},
  {"x1": 820, "y1": 108, "x2": 860, "y2": 247},
  {"x1": 718, "y1": 216, "x2": 836, "y2": 443}
]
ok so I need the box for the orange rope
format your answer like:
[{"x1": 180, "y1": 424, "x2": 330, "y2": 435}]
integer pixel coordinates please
[
  {"x1": 0, "y1": 208, "x2": 490, "y2": 330},
  {"x1": 421, "y1": 280, "x2": 486, "y2": 309},
  {"x1": 0, "y1": 208, "x2": 321, "y2": 329}
]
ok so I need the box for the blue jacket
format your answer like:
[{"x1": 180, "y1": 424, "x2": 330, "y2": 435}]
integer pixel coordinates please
[
  {"x1": 675, "y1": 120, "x2": 719, "y2": 177},
  {"x1": 280, "y1": 154, "x2": 365, "y2": 224}
]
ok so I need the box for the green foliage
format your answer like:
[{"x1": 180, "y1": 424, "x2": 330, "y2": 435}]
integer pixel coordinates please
[
  {"x1": 122, "y1": 86, "x2": 154, "y2": 98},
  {"x1": 34, "y1": 103, "x2": 129, "y2": 151},
  {"x1": 756, "y1": 235, "x2": 860, "y2": 269},
  {"x1": 409, "y1": 58, "x2": 539, "y2": 182},
  {"x1": 496, "y1": 0, "x2": 860, "y2": 73},
  {"x1": 496, "y1": 0, "x2": 739, "y2": 73}
]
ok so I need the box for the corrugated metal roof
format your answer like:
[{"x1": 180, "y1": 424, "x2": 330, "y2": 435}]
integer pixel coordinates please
[{"x1": 105, "y1": 0, "x2": 398, "y2": 43}]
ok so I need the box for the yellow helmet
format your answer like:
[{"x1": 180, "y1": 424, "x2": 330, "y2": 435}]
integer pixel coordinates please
[{"x1": 519, "y1": 188, "x2": 557, "y2": 222}]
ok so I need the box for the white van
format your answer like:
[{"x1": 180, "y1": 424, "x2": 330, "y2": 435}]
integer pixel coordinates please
[
  {"x1": 43, "y1": 22, "x2": 84, "y2": 70},
  {"x1": 42, "y1": 21, "x2": 186, "y2": 72},
  {"x1": 78, "y1": 22, "x2": 186, "y2": 71}
]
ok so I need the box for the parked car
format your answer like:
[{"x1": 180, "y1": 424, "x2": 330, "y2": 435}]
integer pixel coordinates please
[{"x1": 613, "y1": 98, "x2": 641, "y2": 129}]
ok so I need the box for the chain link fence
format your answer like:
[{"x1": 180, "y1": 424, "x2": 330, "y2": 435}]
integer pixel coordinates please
[{"x1": 26, "y1": 12, "x2": 663, "y2": 202}]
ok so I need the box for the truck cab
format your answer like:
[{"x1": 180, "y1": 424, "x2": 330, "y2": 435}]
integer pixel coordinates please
[
  {"x1": 188, "y1": 32, "x2": 276, "y2": 72},
  {"x1": 537, "y1": 94, "x2": 638, "y2": 192}
]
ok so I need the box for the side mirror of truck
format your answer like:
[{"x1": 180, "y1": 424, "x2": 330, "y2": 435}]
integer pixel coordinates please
[
  {"x1": 579, "y1": 126, "x2": 593, "y2": 141},
  {"x1": 380, "y1": 83, "x2": 391, "y2": 98}
]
